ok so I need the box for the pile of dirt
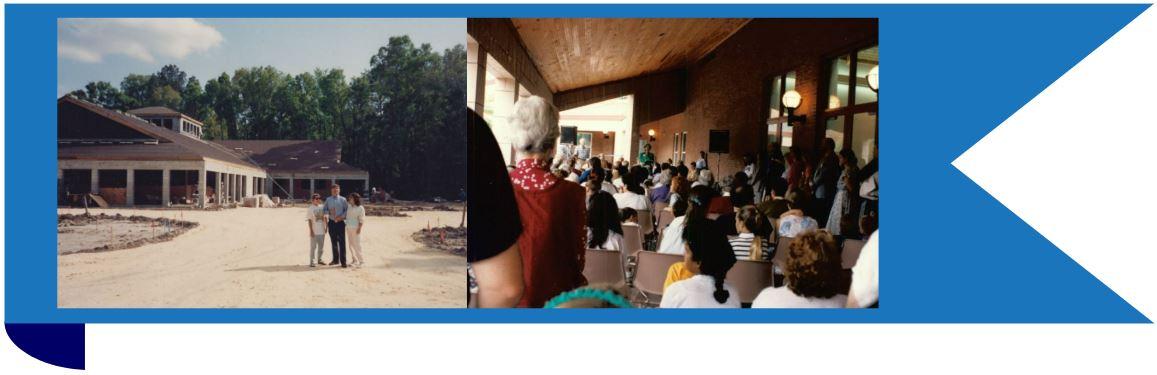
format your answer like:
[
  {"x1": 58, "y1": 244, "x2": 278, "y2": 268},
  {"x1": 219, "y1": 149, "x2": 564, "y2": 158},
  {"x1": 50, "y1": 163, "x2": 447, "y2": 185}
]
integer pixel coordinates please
[
  {"x1": 58, "y1": 213, "x2": 198, "y2": 254},
  {"x1": 411, "y1": 226, "x2": 466, "y2": 256},
  {"x1": 364, "y1": 205, "x2": 410, "y2": 217}
]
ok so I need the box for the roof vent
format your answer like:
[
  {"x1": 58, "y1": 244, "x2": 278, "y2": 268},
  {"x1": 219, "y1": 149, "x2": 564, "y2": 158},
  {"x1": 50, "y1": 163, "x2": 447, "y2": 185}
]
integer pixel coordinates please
[
  {"x1": 289, "y1": 156, "x2": 298, "y2": 160},
  {"x1": 320, "y1": 166, "x2": 330, "y2": 170}
]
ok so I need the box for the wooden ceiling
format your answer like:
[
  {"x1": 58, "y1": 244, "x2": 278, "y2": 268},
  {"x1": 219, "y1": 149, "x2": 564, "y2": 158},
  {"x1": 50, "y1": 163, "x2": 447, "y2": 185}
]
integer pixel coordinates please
[{"x1": 511, "y1": 18, "x2": 751, "y2": 93}]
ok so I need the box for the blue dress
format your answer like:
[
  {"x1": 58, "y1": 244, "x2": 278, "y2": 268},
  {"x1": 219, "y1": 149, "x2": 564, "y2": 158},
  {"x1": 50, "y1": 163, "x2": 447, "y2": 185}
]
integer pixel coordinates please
[{"x1": 825, "y1": 169, "x2": 858, "y2": 236}]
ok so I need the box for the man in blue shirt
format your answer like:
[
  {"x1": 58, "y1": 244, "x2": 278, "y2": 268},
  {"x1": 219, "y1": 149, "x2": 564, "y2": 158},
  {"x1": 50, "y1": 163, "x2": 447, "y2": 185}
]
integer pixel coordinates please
[{"x1": 324, "y1": 184, "x2": 350, "y2": 267}]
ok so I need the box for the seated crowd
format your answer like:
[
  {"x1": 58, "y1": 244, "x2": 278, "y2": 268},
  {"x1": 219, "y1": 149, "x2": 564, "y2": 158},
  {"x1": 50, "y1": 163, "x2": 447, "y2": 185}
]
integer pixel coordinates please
[{"x1": 467, "y1": 96, "x2": 879, "y2": 309}]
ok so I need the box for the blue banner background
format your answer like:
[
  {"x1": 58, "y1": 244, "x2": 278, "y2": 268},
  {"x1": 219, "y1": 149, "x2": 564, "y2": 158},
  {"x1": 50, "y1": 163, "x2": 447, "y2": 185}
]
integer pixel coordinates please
[{"x1": 5, "y1": 4, "x2": 1150, "y2": 324}]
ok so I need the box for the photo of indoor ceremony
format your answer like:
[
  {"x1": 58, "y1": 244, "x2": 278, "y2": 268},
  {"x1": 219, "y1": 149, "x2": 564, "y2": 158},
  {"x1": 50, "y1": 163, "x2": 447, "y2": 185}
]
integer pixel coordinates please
[{"x1": 467, "y1": 18, "x2": 879, "y2": 309}]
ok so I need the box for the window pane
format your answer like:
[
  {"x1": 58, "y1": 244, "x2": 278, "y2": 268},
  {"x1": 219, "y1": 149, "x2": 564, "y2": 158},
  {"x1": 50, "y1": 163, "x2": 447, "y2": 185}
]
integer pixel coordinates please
[
  {"x1": 828, "y1": 55, "x2": 850, "y2": 109},
  {"x1": 825, "y1": 116, "x2": 846, "y2": 151},
  {"x1": 856, "y1": 45, "x2": 879, "y2": 105},
  {"x1": 851, "y1": 112, "x2": 878, "y2": 166},
  {"x1": 767, "y1": 121, "x2": 780, "y2": 150},
  {"x1": 782, "y1": 121, "x2": 793, "y2": 149},
  {"x1": 785, "y1": 71, "x2": 796, "y2": 92},
  {"x1": 769, "y1": 76, "x2": 782, "y2": 119}
]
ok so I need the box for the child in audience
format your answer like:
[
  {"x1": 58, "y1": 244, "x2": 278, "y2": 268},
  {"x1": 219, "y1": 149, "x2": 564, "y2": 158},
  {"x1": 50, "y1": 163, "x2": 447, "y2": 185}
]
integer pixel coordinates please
[
  {"x1": 620, "y1": 207, "x2": 639, "y2": 226},
  {"x1": 731, "y1": 206, "x2": 773, "y2": 261},
  {"x1": 752, "y1": 229, "x2": 848, "y2": 308},
  {"x1": 660, "y1": 219, "x2": 740, "y2": 308}
]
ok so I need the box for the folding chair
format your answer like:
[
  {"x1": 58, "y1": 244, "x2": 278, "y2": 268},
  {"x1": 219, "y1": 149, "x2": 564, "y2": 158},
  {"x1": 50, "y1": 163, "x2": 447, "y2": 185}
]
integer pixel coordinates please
[
  {"x1": 632, "y1": 250, "x2": 684, "y2": 306},
  {"x1": 841, "y1": 239, "x2": 866, "y2": 269},
  {"x1": 656, "y1": 209, "x2": 675, "y2": 233},
  {"x1": 726, "y1": 260, "x2": 775, "y2": 304},
  {"x1": 771, "y1": 237, "x2": 793, "y2": 287},
  {"x1": 583, "y1": 249, "x2": 625, "y2": 286}
]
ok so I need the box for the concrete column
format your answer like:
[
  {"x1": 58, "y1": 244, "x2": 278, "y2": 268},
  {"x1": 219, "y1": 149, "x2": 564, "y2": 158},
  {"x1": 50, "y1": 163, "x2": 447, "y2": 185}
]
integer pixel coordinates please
[
  {"x1": 491, "y1": 77, "x2": 517, "y2": 165},
  {"x1": 289, "y1": 177, "x2": 295, "y2": 200},
  {"x1": 90, "y1": 169, "x2": 99, "y2": 194},
  {"x1": 363, "y1": 178, "x2": 369, "y2": 193},
  {"x1": 309, "y1": 179, "x2": 315, "y2": 198},
  {"x1": 125, "y1": 169, "x2": 135, "y2": 206},
  {"x1": 161, "y1": 169, "x2": 171, "y2": 206},
  {"x1": 198, "y1": 169, "x2": 208, "y2": 208},
  {"x1": 467, "y1": 40, "x2": 486, "y2": 113},
  {"x1": 215, "y1": 172, "x2": 222, "y2": 205}
]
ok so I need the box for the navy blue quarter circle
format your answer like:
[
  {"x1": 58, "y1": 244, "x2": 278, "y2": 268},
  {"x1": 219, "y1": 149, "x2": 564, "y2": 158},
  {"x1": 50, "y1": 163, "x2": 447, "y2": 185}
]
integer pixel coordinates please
[{"x1": 4, "y1": 323, "x2": 85, "y2": 370}]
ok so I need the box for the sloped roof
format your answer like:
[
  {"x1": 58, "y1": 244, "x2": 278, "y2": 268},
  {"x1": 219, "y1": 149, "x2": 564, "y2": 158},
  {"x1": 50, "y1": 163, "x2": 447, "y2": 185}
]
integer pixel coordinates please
[
  {"x1": 127, "y1": 106, "x2": 182, "y2": 116},
  {"x1": 57, "y1": 96, "x2": 260, "y2": 169},
  {"x1": 214, "y1": 140, "x2": 368, "y2": 175}
]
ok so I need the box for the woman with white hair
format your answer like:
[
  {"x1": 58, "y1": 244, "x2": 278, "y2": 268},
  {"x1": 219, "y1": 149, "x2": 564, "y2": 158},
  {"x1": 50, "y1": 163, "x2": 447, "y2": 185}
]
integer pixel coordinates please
[
  {"x1": 506, "y1": 96, "x2": 588, "y2": 308},
  {"x1": 692, "y1": 169, "x2": 714, "y2": 189}
]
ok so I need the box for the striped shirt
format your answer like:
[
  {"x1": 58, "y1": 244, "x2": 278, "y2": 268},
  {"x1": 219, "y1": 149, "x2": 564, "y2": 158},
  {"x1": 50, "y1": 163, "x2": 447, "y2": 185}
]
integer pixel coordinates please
[{"x1": 729, "y1": 233, "x2": 773, "y2": 261}]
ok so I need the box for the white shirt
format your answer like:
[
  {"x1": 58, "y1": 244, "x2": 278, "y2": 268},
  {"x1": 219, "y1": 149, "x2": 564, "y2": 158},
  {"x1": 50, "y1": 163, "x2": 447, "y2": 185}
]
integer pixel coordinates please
[
  {"x1": 657, "y1": 216, "x2": 687, "y2": 255},
  {"x1": 660, "y1": 275, "x2": 741, "y2": 308},
  {"x1": 601, "y1": 181, "x2": 618, "y2": 196},
  {"x1": 744, "y1": 164, "x2": 755, "y2": 178},
  {"x1": 752, "y1": 287, "x2": 847, "y2": 308},
  {"x1": 614, "y1": 191, "x2": 651, "y2": 212},
  {"x1": 307, "y1": 205, "x2": 327, "y2": 235},
  {"x1": 849, "y1": 231, "x2": 879, "y2": 307},
  {"x1": 586, "y1": 228, "x2": 625, "y2": 251}
]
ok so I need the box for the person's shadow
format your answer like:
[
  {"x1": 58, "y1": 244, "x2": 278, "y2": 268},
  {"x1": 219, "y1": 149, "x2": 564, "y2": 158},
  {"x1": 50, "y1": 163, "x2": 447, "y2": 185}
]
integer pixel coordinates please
[{"x1": 225, "y1": 265, "x2": 328, "y2": 273}]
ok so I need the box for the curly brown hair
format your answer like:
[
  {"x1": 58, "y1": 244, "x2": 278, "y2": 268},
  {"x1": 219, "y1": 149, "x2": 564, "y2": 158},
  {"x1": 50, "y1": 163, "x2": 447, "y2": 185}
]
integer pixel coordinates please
[{"x1": 784, "y1": 230, "x2": 844, "y2": 298}]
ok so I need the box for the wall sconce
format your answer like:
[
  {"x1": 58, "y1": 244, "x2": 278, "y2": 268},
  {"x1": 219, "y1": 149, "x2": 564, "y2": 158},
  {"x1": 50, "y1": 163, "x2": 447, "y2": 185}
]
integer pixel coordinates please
[
  {"x1": 867, "y1": 65, "x2": 879, "y2": 93},
  {"x1": 782, "y1": 90, "x2": 806, "y2": 125},
  {"x1": 647, "y1": 129, "x2": 656, "y2": 142}
]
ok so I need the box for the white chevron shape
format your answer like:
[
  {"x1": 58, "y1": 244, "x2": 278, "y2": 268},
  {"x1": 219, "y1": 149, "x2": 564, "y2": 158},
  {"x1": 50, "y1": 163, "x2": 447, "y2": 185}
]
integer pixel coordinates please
[{"x1": 953, "y1": 6, "x2": 1157, "y2": 321}]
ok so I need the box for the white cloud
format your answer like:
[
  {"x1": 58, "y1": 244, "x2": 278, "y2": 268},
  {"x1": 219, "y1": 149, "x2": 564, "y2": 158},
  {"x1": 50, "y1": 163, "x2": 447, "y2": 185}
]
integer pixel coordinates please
[{"x1": 58, "y1": 18, "x2": 223, "y2": 63}]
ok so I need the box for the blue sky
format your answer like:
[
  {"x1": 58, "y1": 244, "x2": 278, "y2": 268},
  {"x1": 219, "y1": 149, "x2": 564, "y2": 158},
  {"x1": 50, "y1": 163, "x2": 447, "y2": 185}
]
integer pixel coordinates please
[{"x1": 57, "y1": 18, "x2": 465, "y2": 96}]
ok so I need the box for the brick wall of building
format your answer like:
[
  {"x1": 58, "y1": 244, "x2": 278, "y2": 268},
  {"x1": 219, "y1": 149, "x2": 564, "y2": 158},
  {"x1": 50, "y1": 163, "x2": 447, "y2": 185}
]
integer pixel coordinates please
[{"x1": 644, "y1": 18, "x2": 877, "y2": 179}]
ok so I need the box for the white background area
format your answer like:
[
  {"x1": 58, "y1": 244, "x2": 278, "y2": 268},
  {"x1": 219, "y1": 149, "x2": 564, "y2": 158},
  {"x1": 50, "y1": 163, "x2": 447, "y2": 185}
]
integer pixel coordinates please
[{"x1": 4, "y1": 0, "x2": 1157, "y2": 374}]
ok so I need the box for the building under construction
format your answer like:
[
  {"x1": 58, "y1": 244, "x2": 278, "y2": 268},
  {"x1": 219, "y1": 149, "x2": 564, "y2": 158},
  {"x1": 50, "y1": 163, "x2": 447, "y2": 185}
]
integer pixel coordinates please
[{"x1": 57, "y1": 95, "x2": 369, "y2": 207}]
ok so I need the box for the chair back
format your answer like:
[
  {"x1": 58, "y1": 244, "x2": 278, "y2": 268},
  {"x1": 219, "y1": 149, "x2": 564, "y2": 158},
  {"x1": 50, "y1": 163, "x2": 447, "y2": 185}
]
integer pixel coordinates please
[
  {"x1": 725, "y1": 260, "x2": 775, "y2": 303},
  {"x1": 653, "y1": 201, "x2": 669, "y2": 214},
  {"x1": 583, "y1": 249, "x2": 625, "y2": 285},
  {"x1": 633, "y1": 251, "x2": 684, "y2": 297},
  {"x1": 637, "y1": 209, "x2": 654, "y2": 235},
  {"x1": 622, "y1": 225, "x2": 644, "y2": 253},
  {"x1": 656, "y1": 209, "x2": 675, "y2": 233},
  {"x1": 841, "y1": 239, "x2": 866, "y2": 269},
  {"x1": 772, "y1": 237, "x2": 793, "y2": 269}
]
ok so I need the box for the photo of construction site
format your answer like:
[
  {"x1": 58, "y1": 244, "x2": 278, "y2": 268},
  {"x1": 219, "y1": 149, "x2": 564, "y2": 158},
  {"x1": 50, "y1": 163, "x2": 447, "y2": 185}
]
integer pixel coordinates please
[{"x1": 55, "y1": 18, "x2": 466, "y2": 308}]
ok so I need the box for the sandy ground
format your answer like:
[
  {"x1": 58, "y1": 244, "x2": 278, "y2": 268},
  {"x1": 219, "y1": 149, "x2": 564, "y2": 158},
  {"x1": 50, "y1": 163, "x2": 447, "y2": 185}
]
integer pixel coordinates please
[{"x1": 57, "y1": 207, "x2": 465, "y2": 308}]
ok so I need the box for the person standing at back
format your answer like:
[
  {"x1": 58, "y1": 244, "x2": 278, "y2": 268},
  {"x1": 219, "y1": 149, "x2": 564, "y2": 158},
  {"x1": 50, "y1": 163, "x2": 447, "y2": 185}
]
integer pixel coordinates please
[
  {"x1": 507, "y1": 96, "x2": 588, "y2": 307},
  {"x1": 324, "y1": 184, "x2": 349, "y2": 268},
  {"x1": 811, "y1": 138, "x2": 840, "y2": 225}
]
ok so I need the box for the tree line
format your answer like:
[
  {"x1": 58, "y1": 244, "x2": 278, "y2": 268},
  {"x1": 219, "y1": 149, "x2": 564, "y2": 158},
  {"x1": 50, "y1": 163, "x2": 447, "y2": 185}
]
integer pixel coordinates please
[{"x1": 69, "y1": 36, "x2": 466, "y2": 200}]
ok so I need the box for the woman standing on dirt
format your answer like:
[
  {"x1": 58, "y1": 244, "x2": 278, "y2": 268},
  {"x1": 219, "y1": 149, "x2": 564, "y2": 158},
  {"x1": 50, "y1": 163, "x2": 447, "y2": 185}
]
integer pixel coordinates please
[{"x1": 346, "y1": 193, "x2": 367, "y2": 269}]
